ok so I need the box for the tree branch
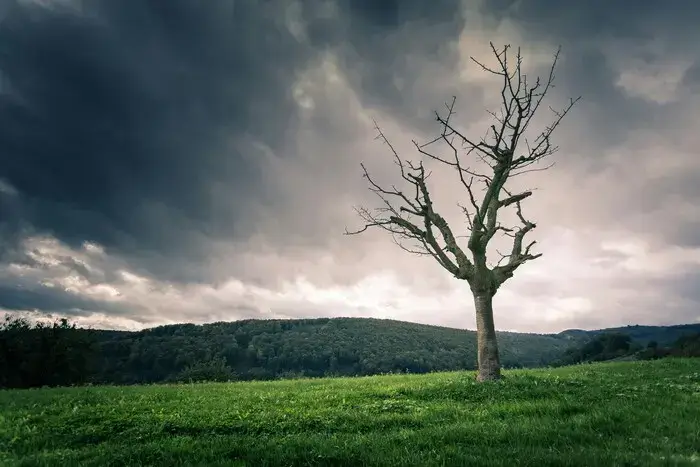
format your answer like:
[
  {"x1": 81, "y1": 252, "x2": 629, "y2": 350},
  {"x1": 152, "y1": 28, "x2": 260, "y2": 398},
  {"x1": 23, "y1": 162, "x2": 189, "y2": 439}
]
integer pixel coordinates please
[
  {"x1": 346, "y1": 42, "x2": 577, "y2": 291},
  {"x1": 492, "y1": 199, "x2": 542, "y2": 286},
  {"x1": 345, "y1": 125, "x2": 474, "y2": 280}
]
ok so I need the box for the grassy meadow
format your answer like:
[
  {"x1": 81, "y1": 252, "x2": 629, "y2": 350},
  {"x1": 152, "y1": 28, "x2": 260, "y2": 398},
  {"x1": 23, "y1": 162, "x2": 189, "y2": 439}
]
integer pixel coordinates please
[{"x1": 1, "y1": 358, "x2": 699, "y2": 466}]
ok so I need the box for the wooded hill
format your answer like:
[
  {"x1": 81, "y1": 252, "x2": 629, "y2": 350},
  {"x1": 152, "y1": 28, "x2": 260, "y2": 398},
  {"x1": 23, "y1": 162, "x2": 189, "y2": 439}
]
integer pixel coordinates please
[
  {"x1": 89, "y1": 318, "x2": 582, "y2": 385},
  {"x1": 559, "y1": 323, "x2": 700, "y2": 347},
  {"x1": 2, "y1": 316, "x2": 700, "y2": 388},
  {"x1": 552, "y1": 326, "x2": 700, "y2": 366}
]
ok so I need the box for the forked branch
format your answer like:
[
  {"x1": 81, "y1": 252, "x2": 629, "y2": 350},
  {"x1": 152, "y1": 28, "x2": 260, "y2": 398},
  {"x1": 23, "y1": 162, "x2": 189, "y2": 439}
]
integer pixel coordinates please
[
  {"x1": 345, "y1": 123, "x2": 475, "y2": 280},
  {"x1": 346, "y1": 43, "x2": 578, "y2": 290}
]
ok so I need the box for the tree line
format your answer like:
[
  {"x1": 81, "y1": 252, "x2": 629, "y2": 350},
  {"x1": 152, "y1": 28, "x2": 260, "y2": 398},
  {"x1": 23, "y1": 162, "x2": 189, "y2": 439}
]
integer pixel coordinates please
[
  {"x1": 0, "y1": 315, "x2": 97, "y2": 388},
  {"x1": 2, "y1": 315, "x2": 699, "y2": 389},
  {"x1": 1, "y1": 316, "x2": 579, "y2": 389},
  {"x1": 551, "y1": 331, "x2": 700, "y2": 366}
]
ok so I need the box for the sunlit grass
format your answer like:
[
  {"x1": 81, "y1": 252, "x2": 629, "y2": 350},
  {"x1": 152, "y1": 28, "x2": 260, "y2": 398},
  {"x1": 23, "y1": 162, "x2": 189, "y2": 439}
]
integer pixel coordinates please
[{"x1": 1, "y1": 359, "x2": 699, "y2": 466}]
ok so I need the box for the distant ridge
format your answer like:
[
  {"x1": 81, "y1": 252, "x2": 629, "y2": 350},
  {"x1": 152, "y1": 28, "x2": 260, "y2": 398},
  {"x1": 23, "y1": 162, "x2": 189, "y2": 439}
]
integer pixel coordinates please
[
  {"x1": 559, "y1": 323, "x2": 700, "y2": 346},
  {"x1": 4, "y1": 316, "x2": 700, "y2": 388},
  {"x1": 81, "y1": 317, "x2": 700, "y2": 385}
]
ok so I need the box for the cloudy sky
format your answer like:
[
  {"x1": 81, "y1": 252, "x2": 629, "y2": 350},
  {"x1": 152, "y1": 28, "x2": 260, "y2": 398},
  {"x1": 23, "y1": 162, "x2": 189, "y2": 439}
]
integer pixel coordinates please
[{"x1": 1, "y1": 0, "x2": 699, "y2": 333}]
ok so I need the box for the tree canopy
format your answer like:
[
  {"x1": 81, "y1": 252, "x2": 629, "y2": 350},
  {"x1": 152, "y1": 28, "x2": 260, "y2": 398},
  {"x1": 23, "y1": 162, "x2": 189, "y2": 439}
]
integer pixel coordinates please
[{"x1": 2, "y1": 315, "x2": 699, "y2": 389}]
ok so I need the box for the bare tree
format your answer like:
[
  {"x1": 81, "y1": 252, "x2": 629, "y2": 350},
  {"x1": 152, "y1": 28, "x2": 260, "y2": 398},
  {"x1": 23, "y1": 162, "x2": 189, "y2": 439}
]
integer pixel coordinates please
[{"x1": 345, "y1": 43, "x2": 579, "y2": 381}]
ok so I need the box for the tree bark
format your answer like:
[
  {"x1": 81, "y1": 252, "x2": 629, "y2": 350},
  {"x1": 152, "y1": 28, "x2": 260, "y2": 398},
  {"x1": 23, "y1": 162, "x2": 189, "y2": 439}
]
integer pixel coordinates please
[{"x1": 473, "y1": 292, "x2": 501, "y2": 381}]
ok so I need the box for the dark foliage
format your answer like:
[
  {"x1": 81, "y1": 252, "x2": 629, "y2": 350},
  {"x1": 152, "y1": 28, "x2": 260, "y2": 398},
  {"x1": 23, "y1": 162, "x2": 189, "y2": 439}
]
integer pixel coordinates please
[
  {"x1": 554, "y1": 330, "x2": 700, "y2": 365},
  {"x1": 0, "y1": 315, "x2": 98, "y2": 388},
  {"x1": 552, "y1": 332, "x2": 641, "y2": 366},
  {"x1": 636, "y1": 332, "x2": 700, "y2": 361},
  {"x1": 2, "y1": 316, "x2": 699, "y2": 388},
  {"x1": 88, "y1": 318, "x2": 583, "y2": 385},
  {"x1": 560, "y1": 324, "x2": 700, "y2": 347},
  {"x1": 2, "y1": 317, "x2": 579, "y2": 387},
  {"x1": 170, "y1": 356, "x2": 237, "y2": 383}
]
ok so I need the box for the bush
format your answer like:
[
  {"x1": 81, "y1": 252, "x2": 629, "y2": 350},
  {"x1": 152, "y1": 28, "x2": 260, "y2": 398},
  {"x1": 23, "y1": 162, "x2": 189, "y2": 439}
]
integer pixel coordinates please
[{"x1": 172, "y1": 357, "x2": 237, "y2": 383}]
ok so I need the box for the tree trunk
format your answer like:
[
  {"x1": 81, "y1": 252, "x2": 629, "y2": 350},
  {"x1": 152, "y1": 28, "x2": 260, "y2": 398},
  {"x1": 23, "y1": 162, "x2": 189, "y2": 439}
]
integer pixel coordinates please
[{"x1": 473, "y1": 292, "x2": 501, "y2": 381}]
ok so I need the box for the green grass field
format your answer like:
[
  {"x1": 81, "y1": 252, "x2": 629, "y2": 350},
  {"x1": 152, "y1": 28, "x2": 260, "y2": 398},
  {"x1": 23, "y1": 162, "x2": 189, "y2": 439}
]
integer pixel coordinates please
[{"x1": 1, "y1": 359, "x2": 699, "y2": 466}]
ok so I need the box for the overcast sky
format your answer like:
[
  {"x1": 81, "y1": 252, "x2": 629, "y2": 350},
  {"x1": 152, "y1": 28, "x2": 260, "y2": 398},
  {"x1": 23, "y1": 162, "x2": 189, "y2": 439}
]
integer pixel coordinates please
[{"x1": 1, "y1": 0, "x2": 699, "y2": 333}]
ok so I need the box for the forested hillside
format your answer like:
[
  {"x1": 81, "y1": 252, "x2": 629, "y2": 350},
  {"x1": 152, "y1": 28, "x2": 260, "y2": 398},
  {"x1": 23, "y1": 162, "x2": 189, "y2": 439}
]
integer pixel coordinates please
[
  {"x1": 91, "y1": 318, "x2": 581, "y2": 384},
  {"x1": 3, "y1": 316, "x2": 700, "y2": 389},
  {"x1": 552, "y1": 329, "x2": 700, "y2": 366},
  {"x1": 561, "y1": 324, "x2": 700, "y2": 347}
]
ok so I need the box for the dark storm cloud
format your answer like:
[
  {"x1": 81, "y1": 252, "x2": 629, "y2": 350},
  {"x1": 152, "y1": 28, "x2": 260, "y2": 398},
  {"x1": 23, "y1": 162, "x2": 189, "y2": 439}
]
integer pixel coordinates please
[
  {"x1": 0, "y1": 282, "x2": 136, "y2": 317},
  {"x1": 0, "y1": 0, "x2": 473, "y2": 286},
  {"x1": 479, "y1": 0, "x2": 700, "y2": 158},
  {"x1": 0, "y1": 0, "x2": 319, "y2": 283},
  {"x1": 629, "y1": 169, "x2": 700, "y2": 249},
  {"x1": 319, "y1": 0, "x2": 471, "y2": 126},
  {"x1": 681, "y1": 60, "x2": 700, "y2": 91},
  {"x1": 482, "y1": 0, "x2": 698, "y2": 39},
  {"x1": 1, "y1": 0, "x2": 699, "y2": 332}
]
